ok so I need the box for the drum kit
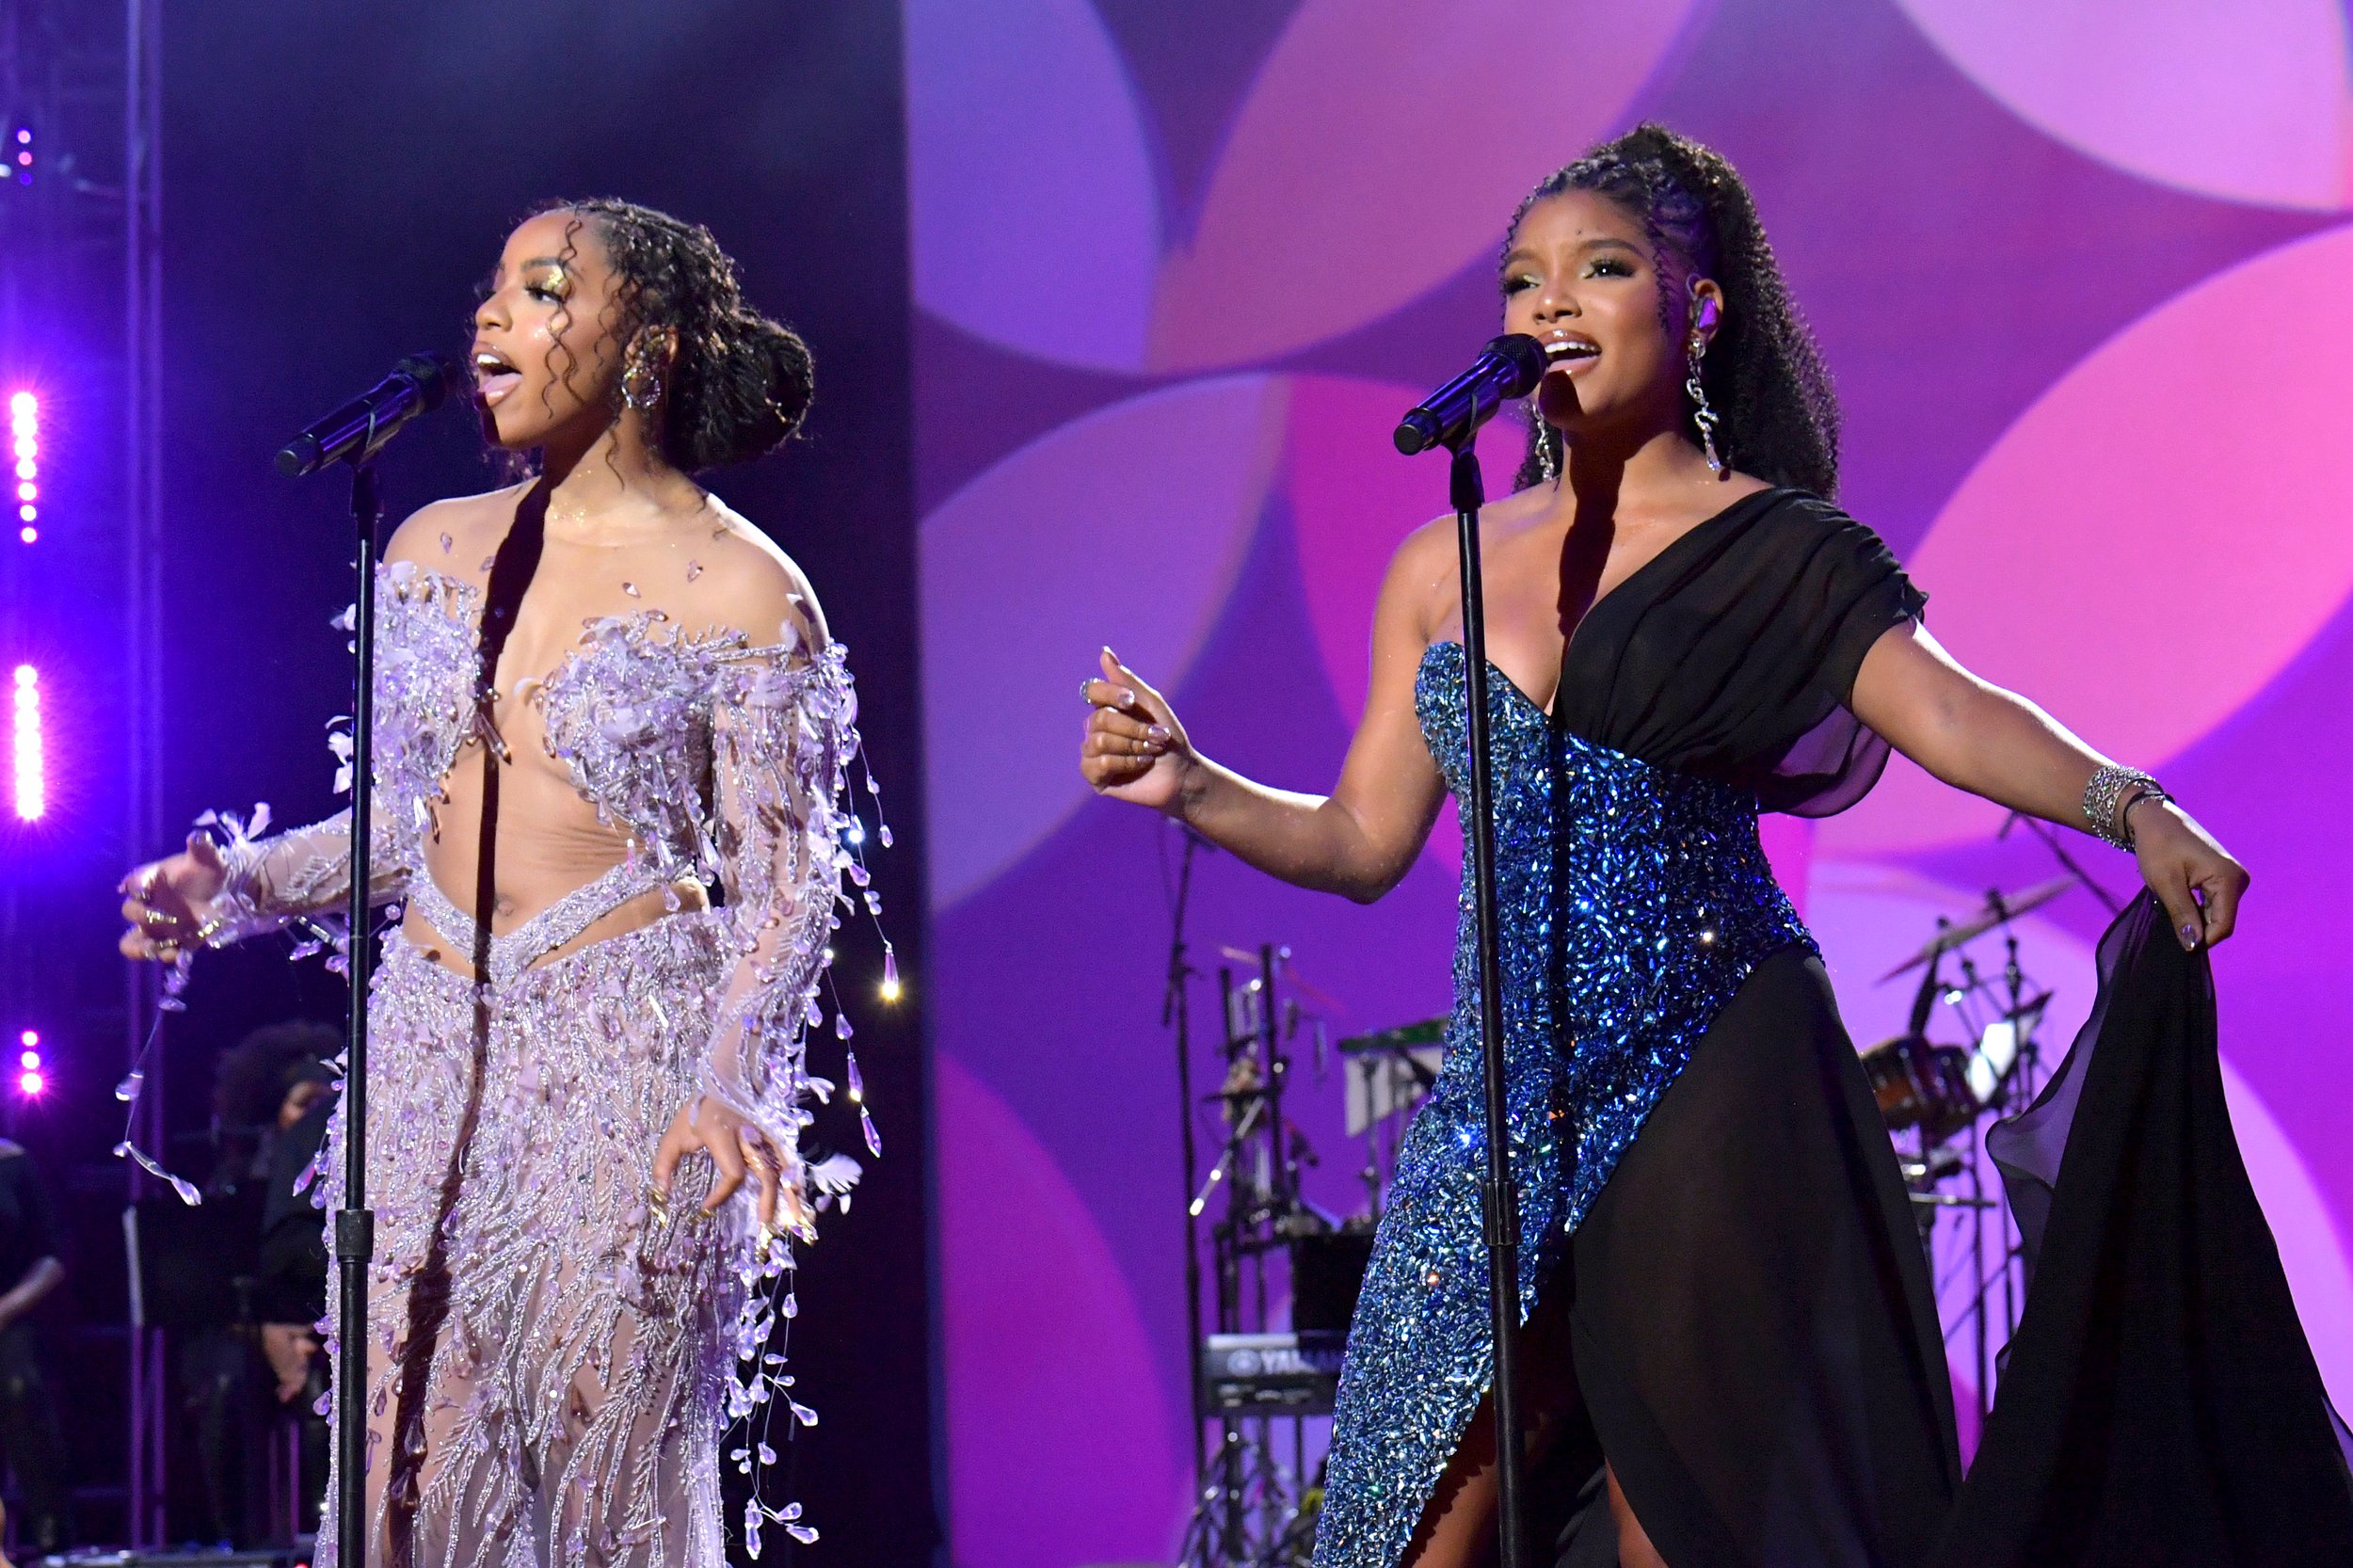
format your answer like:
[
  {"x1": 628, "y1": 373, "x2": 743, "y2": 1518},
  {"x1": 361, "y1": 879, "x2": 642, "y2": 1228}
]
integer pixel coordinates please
[{"x1": 1861, "y1": 874, "x2": 2071, "y2": 1145}]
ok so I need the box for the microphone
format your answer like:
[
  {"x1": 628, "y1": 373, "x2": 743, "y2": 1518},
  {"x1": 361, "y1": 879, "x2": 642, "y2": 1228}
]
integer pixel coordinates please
[
  {"x1": 276, "y1": 353, "x2": 463, "y2": 477},
  {"x1": 1392, "y1": 334, "x2": 1549, "y2": 456}
]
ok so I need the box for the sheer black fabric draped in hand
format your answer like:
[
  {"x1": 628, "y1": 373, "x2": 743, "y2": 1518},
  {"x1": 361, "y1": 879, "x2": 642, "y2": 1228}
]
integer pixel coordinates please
[
  {"x1": 1933, "y1": 893, "x2": 2353, "y2": 1567},
  {"x1": 1508, "y1": 488, "x2": 2350, "y2": 1567}
]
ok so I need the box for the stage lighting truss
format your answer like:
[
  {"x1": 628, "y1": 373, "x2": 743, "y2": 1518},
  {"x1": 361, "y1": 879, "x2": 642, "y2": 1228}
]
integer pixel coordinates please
[
  {"x1": 9, "y1": 390, "x2": 35, "y2": 544},
  {"x1": 11, "y1": 664, "x2": 44, "y2": 822}
]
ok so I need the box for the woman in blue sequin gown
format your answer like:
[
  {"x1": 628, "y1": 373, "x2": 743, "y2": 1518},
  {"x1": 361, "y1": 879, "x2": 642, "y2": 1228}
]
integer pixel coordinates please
[{"x1": 1084, "y1": 126, "x2": 2350, "y2": 1568}]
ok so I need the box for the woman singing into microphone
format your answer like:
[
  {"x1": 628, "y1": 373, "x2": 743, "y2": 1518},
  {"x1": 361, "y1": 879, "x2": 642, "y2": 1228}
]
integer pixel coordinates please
[
  {"x1": 1084, "y1": 125, "x2": 2348, "y2": 1566},
  {"x1": 118, "y1": 200, "x2": 883, "y2": 1566}
]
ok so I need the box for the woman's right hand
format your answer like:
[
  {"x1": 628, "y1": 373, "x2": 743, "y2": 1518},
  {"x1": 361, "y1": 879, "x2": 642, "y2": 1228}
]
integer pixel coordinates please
[
  {"x1": 1080, "y1": 648, "x2": 1194, "y2": 815},
  {"x1": 117, "y1": 835, "x2": 229, "y2": 962}
]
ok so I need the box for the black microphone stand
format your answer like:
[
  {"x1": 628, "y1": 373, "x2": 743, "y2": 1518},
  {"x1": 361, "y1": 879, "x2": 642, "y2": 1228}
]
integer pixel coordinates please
[
  {"x1": 1445, "y1": 438, "x2": 1530, "y2": 1568},
  {"x1": 1164, "y1": 824, "x2": 1209, "y2": 1483},
  {"x1": 272, "y1": 358, "x2": 453, "y2": 1563},
  {"x1": 335, "y1": 456, "x2": 381, "y2": 1564}
]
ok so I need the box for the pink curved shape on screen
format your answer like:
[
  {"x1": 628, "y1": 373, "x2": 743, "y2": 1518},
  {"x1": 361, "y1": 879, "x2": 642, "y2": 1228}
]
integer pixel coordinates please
[
  {"x1": 938, "y1": 1052, "x2": 1187, "y2": 1568},
  {"x1": 1286, "y1": 375, "x2": 1529, "y2": 882},
  {"x1": 905, "y1": 0, "x2": 1162, "y2": 370},
  {"x1": 1148, "y1": 0, "x2": 1700, "y2": 373},
  {"x1": 1287, "y1": 376, "x2": 1531, "y2": 721},
  {"x1": 1823, "y1": 221, "x2": 2353, "y2": 857},
  {"x1": 1894, "y1": 0, "x2": 2353, "y2": 210},
  {"x1": 921, "y1": 376, "x2": 1286, "y2": 910}
]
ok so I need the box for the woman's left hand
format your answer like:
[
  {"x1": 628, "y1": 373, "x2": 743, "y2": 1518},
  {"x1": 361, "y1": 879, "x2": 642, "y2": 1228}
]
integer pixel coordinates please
[
  {"x1": 652, "y1": 1095, "x2": 806, "y2": 1238},
  {"x1": 2130, "y1": 796, "x2": 2249, "y2": 952}
]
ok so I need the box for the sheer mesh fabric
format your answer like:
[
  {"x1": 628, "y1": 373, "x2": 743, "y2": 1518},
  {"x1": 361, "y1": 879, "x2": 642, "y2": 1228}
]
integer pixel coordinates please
[{"x1": 1561, "y1": 950, "x2": 1959, "y2": 1568}]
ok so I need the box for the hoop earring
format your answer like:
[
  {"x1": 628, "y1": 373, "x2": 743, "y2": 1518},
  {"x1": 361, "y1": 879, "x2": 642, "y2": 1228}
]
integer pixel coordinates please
[
  {"x1": 623, "y1": 360, "x2": 664, "y2": 413},
  {"x1": 1685, "y1": 337, "x2": 1725, "y2": 477}
]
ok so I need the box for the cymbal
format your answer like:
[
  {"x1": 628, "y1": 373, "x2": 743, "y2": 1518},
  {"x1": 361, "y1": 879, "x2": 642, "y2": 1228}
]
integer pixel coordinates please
[{"x1": 1877, "y1": 875, "x2": 2078, "y2": 983}]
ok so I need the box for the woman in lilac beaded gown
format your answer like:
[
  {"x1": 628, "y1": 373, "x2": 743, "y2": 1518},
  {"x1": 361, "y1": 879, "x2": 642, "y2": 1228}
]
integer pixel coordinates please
[
  {"x1": 1084, "y1": 126, "x2": 2351, "y2": 1568},
  {"x1": 115, "y1": 200, "x2": 889, "y2": 1566}
]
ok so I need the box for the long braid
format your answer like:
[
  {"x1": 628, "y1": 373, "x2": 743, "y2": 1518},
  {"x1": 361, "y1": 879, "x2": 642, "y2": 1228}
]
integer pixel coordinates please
[{"x1": 1503, "y1": 123, "x2": 1840, "y2": 498}]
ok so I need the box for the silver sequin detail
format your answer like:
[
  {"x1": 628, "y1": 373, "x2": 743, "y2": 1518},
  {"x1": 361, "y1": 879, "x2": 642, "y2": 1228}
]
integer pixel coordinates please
[{"x1": 405, "y1": 858, "x2": 664, "y2": 988}]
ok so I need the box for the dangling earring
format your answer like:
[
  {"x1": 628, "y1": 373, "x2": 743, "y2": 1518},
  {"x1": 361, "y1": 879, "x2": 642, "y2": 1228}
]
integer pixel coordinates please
[
  {"x1": 1685, "y1": 335, "x2": 1725, "y2": 477},
  {"x1": 622, "y1": 354, "x2": 664, "y2": 413},
  {"x1": 1531, "y1": 403, "x2": 1559, "y2": 486}
]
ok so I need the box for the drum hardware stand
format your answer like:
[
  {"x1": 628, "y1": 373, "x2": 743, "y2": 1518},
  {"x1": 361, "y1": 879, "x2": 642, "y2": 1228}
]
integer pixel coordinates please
[
  {"x1": 1176, "y1": 943, "x2": 1329, "y2": 1568},
  {"x1": 1882, "y1": 872, "x2": 2110, "y2": 1418}
]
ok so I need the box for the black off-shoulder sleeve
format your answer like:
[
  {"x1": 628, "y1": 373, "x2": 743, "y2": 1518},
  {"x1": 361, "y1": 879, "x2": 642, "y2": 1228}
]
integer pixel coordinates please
[
  {"x1": 1553, "y1": 489, "x2": 1928, "y2": 816},
  {"x1": 1808, "y1": 515, "x2": 1929, "y2": 706}
]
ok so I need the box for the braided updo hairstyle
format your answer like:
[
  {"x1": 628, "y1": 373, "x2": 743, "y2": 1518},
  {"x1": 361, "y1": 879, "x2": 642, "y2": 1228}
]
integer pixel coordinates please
[
  {"x1": 1506, "y1": 123, "x2": 1839, "y2": 498},
  {"x1": 534, "y1": 197, "x2": 814, "y2": 472}
]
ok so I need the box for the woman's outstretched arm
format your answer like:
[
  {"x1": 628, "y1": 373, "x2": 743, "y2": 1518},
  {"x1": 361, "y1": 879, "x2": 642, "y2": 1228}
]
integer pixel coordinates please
[
  {"x1": 1082, "y1": 524, "x2": 1453, "y2": 904},
  {"x1": 1850, "y1": 622, "x2": 2249, "y2": 950}
]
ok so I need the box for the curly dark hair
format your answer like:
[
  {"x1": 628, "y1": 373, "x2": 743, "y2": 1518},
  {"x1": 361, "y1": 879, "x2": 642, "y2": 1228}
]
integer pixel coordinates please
[
  {"x1": 521, "y1": 198, "x2": 815, "y2": 472},
  {"x1": 1504, "y1": 123, "x2": 1839, "y2": 498}
]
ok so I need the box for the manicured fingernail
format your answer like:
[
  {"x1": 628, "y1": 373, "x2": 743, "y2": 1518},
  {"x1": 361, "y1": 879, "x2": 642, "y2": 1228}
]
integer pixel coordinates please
[
  {"x1": 1147, "y1": 724, "x2": 1171, "y2": 743},
  {"x1": 1120, "y1": 688, "x2": 1137, "y2": 706},
  {"x1": 2180, "y1": 922, "x2": 2200, "y2": 950}
]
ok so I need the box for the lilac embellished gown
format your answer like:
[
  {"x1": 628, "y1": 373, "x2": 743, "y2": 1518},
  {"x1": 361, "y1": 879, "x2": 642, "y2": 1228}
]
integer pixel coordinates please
[{"x1": 203, "y1": 558, "x2": 880, "y2": 1567}]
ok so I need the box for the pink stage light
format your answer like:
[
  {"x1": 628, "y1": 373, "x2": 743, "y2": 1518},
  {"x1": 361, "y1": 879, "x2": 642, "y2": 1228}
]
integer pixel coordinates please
[
  {"x1": 7, "y1": 392, "x2": 32, "y2": 542},
  {"x1": 16, "y1": 1069, "x2": 42, "y2": 1096},
  {"x1": 11, "y1": 664, "x2": 44, "y2": 821}
]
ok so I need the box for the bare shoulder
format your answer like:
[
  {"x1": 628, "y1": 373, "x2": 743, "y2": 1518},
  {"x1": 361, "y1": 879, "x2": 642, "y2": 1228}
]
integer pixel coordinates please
[
  {"x1": 677, "y1": 499, "x2": 827, "y2": 648},
  {"x1": 383, "y1": 483, "x2": 531, "y2": 575},
  {"x1": 1380, "y1": 480, "x2": 1553, "y2": 634},
  {"x1": 1374, "y1": 513, "x2": 1462, "y2": 645}
]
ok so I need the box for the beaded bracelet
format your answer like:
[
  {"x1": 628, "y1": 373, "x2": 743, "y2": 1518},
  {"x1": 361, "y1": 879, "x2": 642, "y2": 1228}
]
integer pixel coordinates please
[{"x1": 2083, "y1": 763, "x2": 2167, "y2": 851}]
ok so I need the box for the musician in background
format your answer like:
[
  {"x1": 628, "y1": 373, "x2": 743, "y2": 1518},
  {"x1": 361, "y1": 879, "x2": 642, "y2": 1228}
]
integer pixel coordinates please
[{"x1": 0, "y1": 1136, "x2": 71, "y2": 1555}]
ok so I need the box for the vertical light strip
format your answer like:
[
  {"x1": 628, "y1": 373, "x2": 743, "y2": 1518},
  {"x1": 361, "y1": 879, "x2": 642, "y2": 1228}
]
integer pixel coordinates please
[
  {"x1": 9, "y1": 391, "x2": 36, "y2": 545},
  {"x1": 16, "y1": 1031, "x2": 42, "y2": 1098},
  {"x1": 11, "y1": 664, "x2": 43, "y2": 821}
]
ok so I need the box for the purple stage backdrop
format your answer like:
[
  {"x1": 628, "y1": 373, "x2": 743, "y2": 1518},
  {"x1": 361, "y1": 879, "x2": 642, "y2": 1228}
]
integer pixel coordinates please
[{"x1": 906, "y1": 1, "x2": 2353, "y2": 1561}]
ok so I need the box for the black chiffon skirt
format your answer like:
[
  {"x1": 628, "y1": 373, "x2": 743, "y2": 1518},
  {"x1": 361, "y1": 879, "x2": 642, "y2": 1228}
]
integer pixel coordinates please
[
  {"x1": 1533, "y1": 945, "x2": 1959, "y2": 1568},
  {"x1": 1529, "y1": 898, "x2": 2353, "y2": 1568}
]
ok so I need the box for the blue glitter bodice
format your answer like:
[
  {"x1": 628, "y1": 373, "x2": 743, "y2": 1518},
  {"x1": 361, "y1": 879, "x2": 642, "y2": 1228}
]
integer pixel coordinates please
[{"x1": 1311, "y1": 641, "x2": 1814, "y2": 1568}]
